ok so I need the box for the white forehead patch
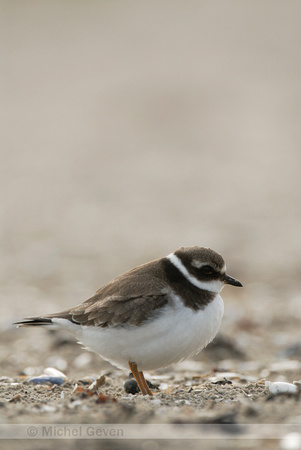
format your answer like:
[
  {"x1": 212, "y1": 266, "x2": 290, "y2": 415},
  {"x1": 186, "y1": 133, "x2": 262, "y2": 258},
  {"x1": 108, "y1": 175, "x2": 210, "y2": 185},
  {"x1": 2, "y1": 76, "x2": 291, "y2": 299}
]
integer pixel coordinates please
[
  {"x1": 191, "y1": 259, "x2": 226, "y2": 275},
  {"x1": 191, "y1": 260, "x2": 207, "y2": 269}
]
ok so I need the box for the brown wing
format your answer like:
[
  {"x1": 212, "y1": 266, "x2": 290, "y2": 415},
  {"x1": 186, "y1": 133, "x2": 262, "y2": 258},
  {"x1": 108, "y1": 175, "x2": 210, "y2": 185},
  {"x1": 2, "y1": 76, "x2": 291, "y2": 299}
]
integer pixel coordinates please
[
  {"x1": 42, "y1": 259, "x2": 170, "y2": 327},
  {"x1": 69, "y1": 293, "x2": 168, "y2": 327}
]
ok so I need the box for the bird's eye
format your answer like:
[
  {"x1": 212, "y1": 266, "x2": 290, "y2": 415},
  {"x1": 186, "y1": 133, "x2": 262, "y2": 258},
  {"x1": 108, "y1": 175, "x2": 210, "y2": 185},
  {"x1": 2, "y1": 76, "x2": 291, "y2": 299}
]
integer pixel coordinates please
[{"x1": 201, "y1": 265, "x2": 214, "y2": 275}]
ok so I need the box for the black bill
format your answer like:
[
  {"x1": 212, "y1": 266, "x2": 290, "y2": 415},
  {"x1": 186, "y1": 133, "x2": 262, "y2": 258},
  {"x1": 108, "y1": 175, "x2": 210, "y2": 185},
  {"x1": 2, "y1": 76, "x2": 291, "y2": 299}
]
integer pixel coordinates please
[{"x1": 224, "y1": 274, "x2": 243, "y2": 287}]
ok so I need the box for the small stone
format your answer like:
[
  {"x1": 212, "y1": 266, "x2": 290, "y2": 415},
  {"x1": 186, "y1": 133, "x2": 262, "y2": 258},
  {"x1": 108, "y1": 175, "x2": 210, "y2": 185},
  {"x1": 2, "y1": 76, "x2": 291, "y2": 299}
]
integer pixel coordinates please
[
  {"x1": 124, "y1": 374, "x2": 159, "y2": 394},
  {"x1": 29, "y1": 376, "x2": 65, "y2": 386},
  {"x1": 88, "y1": 375, "x2": 106, "y2": 392},
  {"x1": 43, "y1": 367, "x2": 67, "y2": 379},
  {"x1": 265, "y1": 381, "x2": 298, "y2": 395},
  {"x1": 124, "y1": 379, "x2": 140, "y2": 394}
]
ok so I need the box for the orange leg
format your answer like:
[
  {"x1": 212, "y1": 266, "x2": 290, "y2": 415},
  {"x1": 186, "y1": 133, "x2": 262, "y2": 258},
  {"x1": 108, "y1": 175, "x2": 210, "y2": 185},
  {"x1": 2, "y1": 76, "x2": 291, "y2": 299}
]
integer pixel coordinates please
[
  {"x1": 128, "y1": 361, "x2": 152, "y2": 395},
  {"x1": 139, "y1": 370, "x2": 153, "y2": 396}
]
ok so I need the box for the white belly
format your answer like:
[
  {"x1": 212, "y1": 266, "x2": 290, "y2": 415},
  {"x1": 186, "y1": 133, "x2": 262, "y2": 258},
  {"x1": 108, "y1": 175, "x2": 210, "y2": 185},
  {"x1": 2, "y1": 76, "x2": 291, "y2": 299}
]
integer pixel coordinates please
[{"x1": 54, "y1": 295, "x2": 224, "y2": 371}]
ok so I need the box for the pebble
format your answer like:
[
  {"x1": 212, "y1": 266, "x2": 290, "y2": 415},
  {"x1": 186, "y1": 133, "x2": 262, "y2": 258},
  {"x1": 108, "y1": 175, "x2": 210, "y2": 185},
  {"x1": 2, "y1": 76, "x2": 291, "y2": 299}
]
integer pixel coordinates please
[
  {"x1": 29, "y1": 376, "x2": 65, "y2": 386},
  {"x1": 43, "y1": 368, "x2": 67, "y2": 379},
  {"x1": 28, "y1": 367, "x2": 67, "y2": 386},
  {"x1": 88, "y1": 375, "x2": 106, "y2": 391},
  {"x1": 124, "y1": 375, "x2": 158, "y2": 394},
  {"x1": 124, "y1": 379, "x2": 140, "y2": 394},
  {"x1": 265, "y1": 381, "x2": 298, "y2": 395}
]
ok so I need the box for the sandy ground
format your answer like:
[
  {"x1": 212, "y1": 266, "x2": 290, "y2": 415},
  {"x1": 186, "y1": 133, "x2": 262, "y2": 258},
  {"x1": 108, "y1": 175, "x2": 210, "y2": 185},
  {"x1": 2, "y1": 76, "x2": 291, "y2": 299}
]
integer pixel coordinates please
[{"x1": 1, "y1": 1, "x2": 301, "y2": 449}]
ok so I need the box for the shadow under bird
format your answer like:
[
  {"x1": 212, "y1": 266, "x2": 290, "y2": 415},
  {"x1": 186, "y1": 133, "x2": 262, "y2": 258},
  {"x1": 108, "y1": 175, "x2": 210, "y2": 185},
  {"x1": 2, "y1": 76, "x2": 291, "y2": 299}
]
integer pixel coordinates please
[{"x1": 15, "y1": 246, "x2": 242, "y2": 395}]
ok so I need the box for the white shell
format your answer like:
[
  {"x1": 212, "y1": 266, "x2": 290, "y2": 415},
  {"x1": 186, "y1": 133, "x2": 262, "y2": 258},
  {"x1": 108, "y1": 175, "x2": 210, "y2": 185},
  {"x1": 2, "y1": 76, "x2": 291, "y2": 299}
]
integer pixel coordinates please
[
  {"x1": 44, "y1": 367, "x2": 67, "y2": 379},
  {"x1": 265, "y1": 381, "x2": 298, "y2": 395}
]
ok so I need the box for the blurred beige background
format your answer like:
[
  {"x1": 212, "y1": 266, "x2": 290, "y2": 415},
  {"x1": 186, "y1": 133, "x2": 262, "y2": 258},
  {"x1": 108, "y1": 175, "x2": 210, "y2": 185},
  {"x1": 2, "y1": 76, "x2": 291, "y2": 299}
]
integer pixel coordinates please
[{"x1": 1, "y1": 1, "x2": 301, "y2": 333}]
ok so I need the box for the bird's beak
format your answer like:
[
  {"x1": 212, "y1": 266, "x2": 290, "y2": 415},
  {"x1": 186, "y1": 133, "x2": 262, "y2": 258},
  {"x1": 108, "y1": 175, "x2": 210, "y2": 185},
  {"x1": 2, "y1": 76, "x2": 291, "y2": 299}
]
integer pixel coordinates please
[{"x1": 224, "y1": 274, "x2": 243, "y2": 287}]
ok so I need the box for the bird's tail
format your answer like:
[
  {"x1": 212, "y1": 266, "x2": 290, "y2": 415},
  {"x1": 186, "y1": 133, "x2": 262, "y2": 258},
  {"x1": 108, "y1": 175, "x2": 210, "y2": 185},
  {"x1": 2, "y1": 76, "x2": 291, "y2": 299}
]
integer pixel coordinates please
[{"x1": 14, "y1": 317, "x2": 54, "y2": 327}]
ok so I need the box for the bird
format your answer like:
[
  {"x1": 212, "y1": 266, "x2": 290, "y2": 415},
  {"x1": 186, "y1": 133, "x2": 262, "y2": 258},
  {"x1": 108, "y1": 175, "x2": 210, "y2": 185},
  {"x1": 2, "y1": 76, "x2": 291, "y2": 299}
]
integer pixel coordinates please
[{"x1": 15, "y1": 246, "x2": 242, "y2": 395}]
